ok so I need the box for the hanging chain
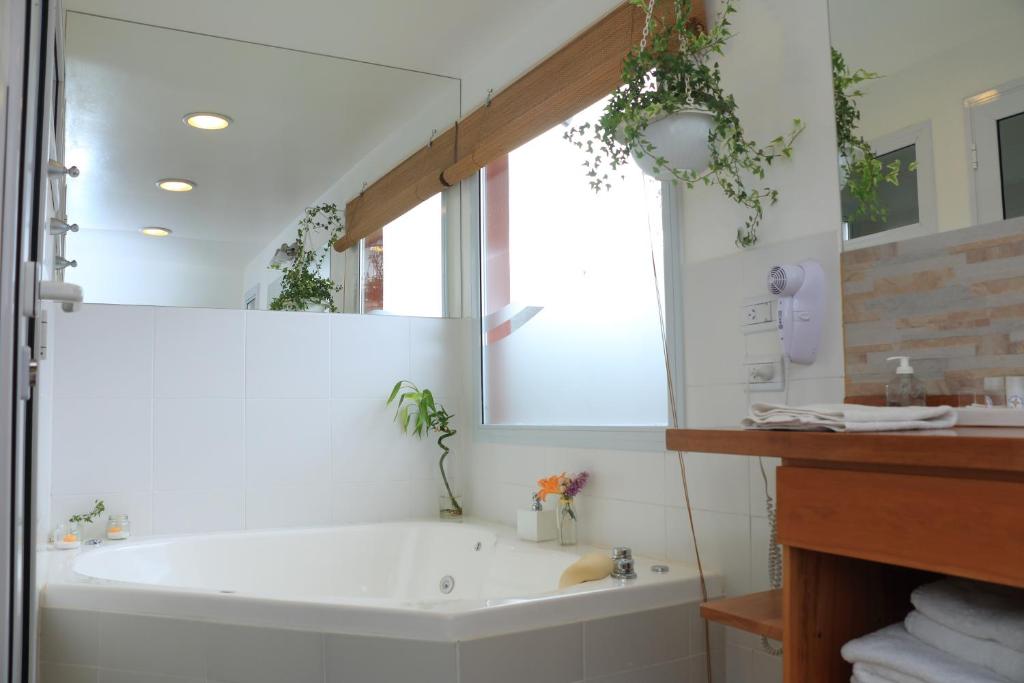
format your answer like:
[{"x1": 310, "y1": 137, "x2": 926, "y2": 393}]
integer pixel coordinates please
[{"x1": 639, "y1": 0, "x2": 657, "y2": 52}]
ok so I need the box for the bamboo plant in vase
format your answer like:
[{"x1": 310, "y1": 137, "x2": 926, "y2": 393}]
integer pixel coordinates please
[
  {"x1": 387, "y1": 381, "x2": 462, "y2": 520},
  {"x1": 566, "y1": 0, "x2": 804, "y2": 247}
]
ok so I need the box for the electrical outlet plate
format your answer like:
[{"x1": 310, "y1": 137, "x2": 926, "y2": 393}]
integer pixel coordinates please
[
  {"x1": 745, "y1": 354, "x2": 784, "y2": 393},
  {"x1": 740, "y1": 296, "x2": 776, "y2": 334}
]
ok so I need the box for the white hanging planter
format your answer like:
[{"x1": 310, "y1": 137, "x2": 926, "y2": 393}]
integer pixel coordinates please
[{"x1": 627, "y1": 109, "x2": 715, "y2": 180}]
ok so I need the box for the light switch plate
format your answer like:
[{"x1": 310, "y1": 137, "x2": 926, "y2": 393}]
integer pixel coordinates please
[
  {"x1": 745, "y1": 354, "x2": 784, "y2": 392},
  {"x1": 740, "y1": 296, "x2": 776, "y2": 334}
]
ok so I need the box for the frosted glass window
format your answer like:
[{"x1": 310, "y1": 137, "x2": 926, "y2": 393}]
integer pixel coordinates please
[
  {"x1": 361, "y1": 194, "x2": 444, "y2": 317},
  {"x1": 480, "y1": 98, "x2": 668, "y2": 426}
]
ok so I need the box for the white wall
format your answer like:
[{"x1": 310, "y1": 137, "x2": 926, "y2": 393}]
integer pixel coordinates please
[{"x1": 47, "y1": 304, "x2": 465, "y2": 539}]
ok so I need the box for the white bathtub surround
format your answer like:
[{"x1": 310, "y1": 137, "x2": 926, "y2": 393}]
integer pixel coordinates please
[
  {"x1": 41, "y1": 521, "x2": 722, "y2": 683},
  {"x1": 48, "y1": 305, "x2": 466, "y2": 539}
]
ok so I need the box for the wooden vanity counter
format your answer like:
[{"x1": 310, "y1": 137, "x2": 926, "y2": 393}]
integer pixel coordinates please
[{"x1": 669, "y1": 427, "x2": 1024, "y2": 683}]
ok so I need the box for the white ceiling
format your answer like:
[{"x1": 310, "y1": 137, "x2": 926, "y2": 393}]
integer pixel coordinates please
[
  {"x1": 829, "y1": 0, "x2": 1024, "y2": 77},
  {"x1": 64, "y1": 0, "x2": 563, "y2": 79},
  {"x1": 65, "y1": 11, "x2": 459, "y2": 257}
]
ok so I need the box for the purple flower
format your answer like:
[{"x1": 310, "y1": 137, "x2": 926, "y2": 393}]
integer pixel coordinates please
[{"x1": 562, "y1": 471, "x2": 589, "y2": 498}]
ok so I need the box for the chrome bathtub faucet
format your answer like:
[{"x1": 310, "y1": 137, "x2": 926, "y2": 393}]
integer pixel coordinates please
[{"x1": 611, "y1": 547, "x2": 637, "y2": 580}]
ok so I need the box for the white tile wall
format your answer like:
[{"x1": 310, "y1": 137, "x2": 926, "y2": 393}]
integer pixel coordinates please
[
  {"x1": 40, "y1": 603, "x2": 714, "y2": 683},
  {"x1": 48, "y1": 305, "x2": 466, "y2": 539}
]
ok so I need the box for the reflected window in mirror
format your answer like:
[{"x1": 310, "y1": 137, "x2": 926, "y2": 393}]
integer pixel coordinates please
[
  {"x1": 1001, "y1": 113, "x2": 1024, "y2": 219},
  {"x1": 842, "y1": 144, "x2": 919, "y2": 241},
  {"x1": 840, "y1": 122, "x2": 936, "y2": 248},
  {"x1": 359, "y1": 194, "x2": 445, "y2": 317},
  {"x1": 968, "y1": 82, "x2": 1024, "y2": 224}
]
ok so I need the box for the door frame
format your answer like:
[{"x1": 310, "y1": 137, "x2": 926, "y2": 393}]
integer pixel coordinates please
[{"x1": 2, "y1": 0, "x2": 57, "y2": 681}]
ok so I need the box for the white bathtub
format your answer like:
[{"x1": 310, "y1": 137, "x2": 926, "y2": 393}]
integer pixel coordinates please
[{"x1": 43, "y1": 520, "x2": 718, "y2": 642}]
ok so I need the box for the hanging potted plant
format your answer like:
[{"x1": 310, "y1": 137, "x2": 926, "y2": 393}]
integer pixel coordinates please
[
  {"x1": 832, "y1": 47, "x2": 914, "y2": 223},
  {"x1": 566, "y1": 0, "x2": 804, "y2": 247},
  {"x1": 268, "y1": 202, "x2": 344, "y2": 312}
]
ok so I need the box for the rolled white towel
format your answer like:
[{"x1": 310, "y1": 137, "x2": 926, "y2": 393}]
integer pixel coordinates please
[
  {"x1": 912, "y1": 580, "x2": 1024, "y2": 653},
  {"x1": 741, "y1": 403, "x2": 957, "y2": 432},
  {"x1": 841, "y1": 623, "x2": 1012, "y2": 683},
  {"x1": 854, "y1": 663, "x2": 929, "y2": 683},
  {"x1": 906, "y1": 610, "x2": 1024, "y2": 681}
]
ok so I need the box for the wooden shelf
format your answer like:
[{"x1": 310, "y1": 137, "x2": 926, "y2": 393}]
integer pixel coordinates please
[
  {"x1": 700, "y1": 589, "x2": 783, "y2": 641},
  {"x1": 666, "y1": 427, "x2": 1024, "y2": 475}
]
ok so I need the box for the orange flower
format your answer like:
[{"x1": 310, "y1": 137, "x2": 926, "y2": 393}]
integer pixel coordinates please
[{"x1": 536, "y1": 474, "x2": 564, "y2": 502}]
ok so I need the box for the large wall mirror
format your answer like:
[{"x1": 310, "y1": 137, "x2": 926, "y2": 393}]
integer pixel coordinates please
[
  {"x1": 833, "y1": 0, "x2": 1024, "y2": 401},
  {"x1": 63, "y1": 7, "x2": 460, "y2": 315},
  {"x1": 828, "y1": 0, "x2": 1024, "y2": 249}
]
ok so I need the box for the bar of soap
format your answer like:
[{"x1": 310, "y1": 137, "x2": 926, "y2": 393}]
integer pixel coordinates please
[{"x1": 558, "y1": 552, "x2": 614, "y2": 589}]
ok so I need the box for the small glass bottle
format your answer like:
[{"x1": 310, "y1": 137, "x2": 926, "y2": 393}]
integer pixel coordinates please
[
  {"x1": 557, "y1": 497, "x2": 578, "y2": 546},
  {"x1": 106, "y1": 514, "x2": 130, "y2": 541},
  {"x1": 54, "y1": 522, "x2": 81, "y2": 550}
]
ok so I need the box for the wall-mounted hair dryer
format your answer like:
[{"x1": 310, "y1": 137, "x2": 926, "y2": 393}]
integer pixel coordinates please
[{"x1": 767, "y1": 260, "x2": 825, "y2": 365}]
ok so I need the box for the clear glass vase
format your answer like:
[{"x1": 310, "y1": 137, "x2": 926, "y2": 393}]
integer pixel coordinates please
[
  {"x1": 439, "y1": 494, "x2": 464, "y2": 522},
  {"x1": 557, "y1": 497, "x2": 577, "y2": 546}
]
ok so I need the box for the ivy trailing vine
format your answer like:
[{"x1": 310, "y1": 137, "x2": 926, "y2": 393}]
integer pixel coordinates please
[
  {"x1": 832, "y1": 47, "x2": 913, "y2": 223},
  {"x1": 269, "y1": 203, "x2": 344, "y2": 312},
  {"x1": 565, "y1": 0, "x2": 804, "y2": 247}
]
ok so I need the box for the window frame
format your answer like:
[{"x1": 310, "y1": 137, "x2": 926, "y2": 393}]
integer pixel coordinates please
[
  {"x1": 339, "y1": 188, "x2": 458, "y2": 317},
  {"x1": 842, "y1": 121, "x2": 937, "y2": 251},
  {"x1": 464, "y1": 170, "x2": 685, "y2": 453},
  {"x1": 967, "y1": 78, "x2": 1024, "y2": 225}
]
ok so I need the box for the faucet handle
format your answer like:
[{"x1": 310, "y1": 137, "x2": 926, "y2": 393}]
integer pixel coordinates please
[
  {"x1": 48, "y1": 159, "x2": 79, "y2": 178},
  {"x1": 611, "y1": 546, "x2": 637, "y2": 579}
]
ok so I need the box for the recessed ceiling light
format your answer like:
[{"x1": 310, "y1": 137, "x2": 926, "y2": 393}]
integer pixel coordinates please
[
  {"x1": 183, "y1": 112, "x2": 232, "y2": 130},
  {"x1": 140, "y1": 227, "x2": 173, "y2": 238},
  {"x1": 156, "y1": 178, "x2": 195, "y2": 192}
]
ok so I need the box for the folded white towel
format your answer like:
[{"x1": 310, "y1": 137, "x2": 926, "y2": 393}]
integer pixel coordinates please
[
  {"x1": 854, "y1": 663, "x2": 929, "y2": 683},
  {"x1": 906, "y1": 610, "x2": 1024, "y2": 681},
  {"x1": 741, "y1": 403, "x2": 957, "y2": 432},
  {"x1": 841, "y1": 623, "x2": 1011, "y2": 683},
  {"x1": 912, "y1": 580, "x2": 1024, "y2": 653}
]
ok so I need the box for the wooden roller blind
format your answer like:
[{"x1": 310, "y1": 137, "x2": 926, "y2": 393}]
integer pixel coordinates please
[{"x1": 335, "y1": 0, "x2": 705, "y2": 253}]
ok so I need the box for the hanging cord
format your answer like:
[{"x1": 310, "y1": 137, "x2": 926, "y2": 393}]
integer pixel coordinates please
[
  {"x1": 749, "y1": 356, "x2": 789, "y2": 657},
  {"x1": 641, "y1": 179, "x2": 713, "y2": 683}
]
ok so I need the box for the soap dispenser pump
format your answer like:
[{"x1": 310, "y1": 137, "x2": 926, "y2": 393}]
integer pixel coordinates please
[{"x1": 885, "y1": 356, "x2": 926, "y2": 407}]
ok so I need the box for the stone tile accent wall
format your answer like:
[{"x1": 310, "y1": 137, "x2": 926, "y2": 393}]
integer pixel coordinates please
[{"x1": 842, "y1": 217, "x2": 1024, "y2": 398}]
